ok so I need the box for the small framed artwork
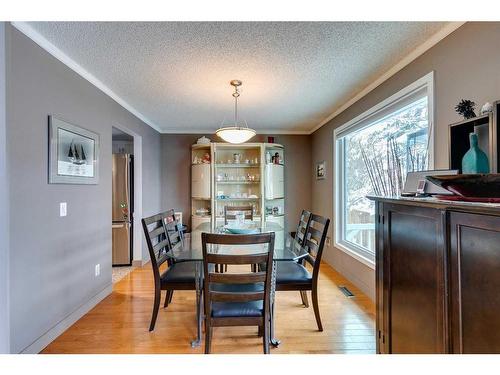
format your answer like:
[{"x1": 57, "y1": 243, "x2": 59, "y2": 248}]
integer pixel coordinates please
[
  {"x1": 48, "y1": 116, "x2": 100, "y2": 184},
  {"x1": 316, "y1": 161, "x2": 326, "y2": 180}
]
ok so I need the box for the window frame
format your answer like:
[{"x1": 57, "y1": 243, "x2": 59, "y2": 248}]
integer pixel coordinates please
[{"x1": 333, "y1": 72, "x2": 435, "y2": 268}]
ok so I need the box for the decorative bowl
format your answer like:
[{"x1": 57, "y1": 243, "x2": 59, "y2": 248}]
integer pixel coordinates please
[
  {"x1": 223, "y1": 224, "x2": 260, "y2": 234},
  {"x1": 425, "y1": 174, "x2": 500, "y2": 198}
]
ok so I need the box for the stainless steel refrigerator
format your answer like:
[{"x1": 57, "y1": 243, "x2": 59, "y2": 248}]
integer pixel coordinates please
[{"x1": 112, "y1": 154, "x2": 133, "y2": 266}]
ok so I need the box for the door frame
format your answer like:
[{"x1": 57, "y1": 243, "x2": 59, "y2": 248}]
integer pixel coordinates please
[
  {"x1": 112, "y1": 124, "x2": 143, "y2": 264},
  {"x1": 0, "y1": 22, "x2": 11, "y2": 353}
]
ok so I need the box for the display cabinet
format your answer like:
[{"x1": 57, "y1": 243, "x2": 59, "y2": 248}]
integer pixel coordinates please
[{"x1": 191, "y1": 142, "x2": 285, "y2": 244}]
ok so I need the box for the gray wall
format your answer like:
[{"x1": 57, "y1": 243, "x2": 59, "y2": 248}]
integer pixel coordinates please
[
  {"x1": 5, "y1": 24, "x2": 163, "y2": 353},
  {"x1": 0, "y1": 22, "x2": 10, "y2": 354},
  {"x1": 161, "y1": 134, "x2": 312, "y2": 232},
  {"x1": 311, "y1": 22, "x2": 500, "y2": 300}
]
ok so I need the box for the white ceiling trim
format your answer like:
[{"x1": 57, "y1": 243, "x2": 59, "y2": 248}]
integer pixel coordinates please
[
  {"x1": 309, "y1": 21, "x2": 466, "y2": 134},
  {"x1": 161, "y1": 128, "x2": 311, "y2": 135},
  {"x1": 10, "y1": 21, "x2": 165, "y2": 133}
]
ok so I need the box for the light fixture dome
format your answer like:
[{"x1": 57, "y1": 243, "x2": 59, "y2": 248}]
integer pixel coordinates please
[
  {"x1": 216, "y1": 126, "x2": 256, "y2": 144},
  {"x1": 216, "y1": 80, "x2": 256, "y2": 144}
]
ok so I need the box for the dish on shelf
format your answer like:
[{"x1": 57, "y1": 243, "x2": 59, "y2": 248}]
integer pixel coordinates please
[
  {"x1": 425, "y1": 174, "x2": 500, "y2": 198},
  {"x1": 195, "y1": 208, "x2": 210, "y2": 216}
]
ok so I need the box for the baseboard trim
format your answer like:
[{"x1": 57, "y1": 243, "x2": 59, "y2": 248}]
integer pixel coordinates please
[{"x1": 20, "y1": 284, "x2": 113, "y2": 354}]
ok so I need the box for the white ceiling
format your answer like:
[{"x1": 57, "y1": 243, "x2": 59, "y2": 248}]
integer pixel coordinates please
[{"x1": 22, "y1": 22, "x2": 450, "y2": 134}]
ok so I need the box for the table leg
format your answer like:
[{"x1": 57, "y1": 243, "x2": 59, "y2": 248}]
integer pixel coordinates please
[
  {"x1": 270, "y1": 260, "x2": 281, "y2": 347},
  {"x1": 191, "y1": 261, "x2": 203, "y2": 348}
]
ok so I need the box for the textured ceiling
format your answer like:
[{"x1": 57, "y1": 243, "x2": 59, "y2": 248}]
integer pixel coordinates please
[{"x1": 26, "y1": 22, "x2": 449, "y2": 133}]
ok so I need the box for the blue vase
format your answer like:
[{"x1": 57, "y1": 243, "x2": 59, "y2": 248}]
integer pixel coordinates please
[{"x1": 462, "y1": 133, "x2": 490, "y2": 174}]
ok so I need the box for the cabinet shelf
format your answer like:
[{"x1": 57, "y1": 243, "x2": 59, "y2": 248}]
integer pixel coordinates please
[
  {"x1": 215, "y1": 164, "x2": 260, "y2": 168},
  {"x1": 216, "y1": 197, "x2": 260, "y2": 201},
  {"x1": 216, "y1": 181, "x2": 260, "y2": 184},
  {"x1": 216, "y1": 215, "x2": 260, "y2": 219}
]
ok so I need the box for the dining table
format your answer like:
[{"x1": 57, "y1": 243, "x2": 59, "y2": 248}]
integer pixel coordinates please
[{"x1": 165, "y1": 221, "x2": 308, "y2": 348}]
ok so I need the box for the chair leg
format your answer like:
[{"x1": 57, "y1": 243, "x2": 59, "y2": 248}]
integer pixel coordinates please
[
  {"x1": 263, "y1": 322, "x2": 270, "y2": 354},
  {"x1": 149, "y1": 287, "x2": 161, "y2": 331},
  {"x1": 164, "y1": 290, "x2": 171, "y2": 308},
  {"x1": 205, "y1": 326, "x2": 213, "y2": 354},
  {"x1": 311, "y1": 288, "x2": 323, "y2": 332},
  {"x1": 300, "y1": 291, "x2": 309, "y2": 307},
  {"x1": 169, "y1": 290, "x2": 174, "y2": 304}
]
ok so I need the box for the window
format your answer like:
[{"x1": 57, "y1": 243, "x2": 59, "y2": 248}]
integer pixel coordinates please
[{"x1": 334, "y1": 73, "x2": 434, "y2": 265}]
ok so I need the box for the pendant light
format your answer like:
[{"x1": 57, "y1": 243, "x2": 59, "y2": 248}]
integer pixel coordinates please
[{"x1": 216, "y1": 80, "x2": 256, "y2": 144}]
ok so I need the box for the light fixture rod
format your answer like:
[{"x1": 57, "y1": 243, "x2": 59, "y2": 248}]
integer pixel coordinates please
[{"x1": 234, "y1": 91, "x2": 238, "y2": 126}]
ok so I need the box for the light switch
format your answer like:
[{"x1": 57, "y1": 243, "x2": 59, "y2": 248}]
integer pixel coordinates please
[{"x1": 60, "y1": 202, "x2": 67, "y2": 217}]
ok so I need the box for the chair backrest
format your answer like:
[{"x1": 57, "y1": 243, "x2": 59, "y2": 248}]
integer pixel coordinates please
[
  {"x1": 295, "y1": 210, "x2": 312, "y2": 245},
  {"x1": 201, "y1": 232, "x2": 275, "y2": 320},
  {"x1": 141, "y1": 211, "x2": 172, "y2": 283},
  {"x1": 224, "y1": 205, "x2": 253, "y2": 225},
  {"x1": 163, "y1": 208, "x2": 184, "y2": 249},
  {"x1": 302, "y1": 214, "x2": 330, "y2": 280}
]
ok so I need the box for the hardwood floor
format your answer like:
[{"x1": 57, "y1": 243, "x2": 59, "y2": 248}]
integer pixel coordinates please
[{"x1": 42, "y1": 261, "x2": 376, "y2": 354}]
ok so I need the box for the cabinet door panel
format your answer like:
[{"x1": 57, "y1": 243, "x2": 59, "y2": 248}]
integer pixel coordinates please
[
  {"x1": 450, "y1": 212, "x2": 500, "y2": 353},
  {"x1": 383, "y1": 204, "x2": 446, "y2": 353}
]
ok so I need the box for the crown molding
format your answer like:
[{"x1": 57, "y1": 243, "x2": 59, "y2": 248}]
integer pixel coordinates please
[
  {"x1": 157, "y1": 128, "x2": 311, "y2": 135},
  {"x1": 10, "y1": 21, "x2": 164, "y2": 133},
  {"x1": 308, "y1": 21, "x2": 466, "y2": 134}
]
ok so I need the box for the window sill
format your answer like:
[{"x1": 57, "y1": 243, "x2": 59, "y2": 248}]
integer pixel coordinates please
[{"x1": 334, "y1": 241, "x2": 375, "y2": 270}]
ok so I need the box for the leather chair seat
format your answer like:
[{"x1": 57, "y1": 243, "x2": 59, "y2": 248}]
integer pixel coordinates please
[
  {"x1": 276, "y1": 261, "x2": 312, "y2": 284},
  {"x1": 160, "y1": 261, "x2": 199, "y2": 284},
  {"x1": 210, "y1": 283, "x2": 264, "y2": 318}
]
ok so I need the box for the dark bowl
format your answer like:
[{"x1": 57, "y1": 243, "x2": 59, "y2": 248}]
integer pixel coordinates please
[{"x1": 425, "y1": 174, "x2": 500, "y2": 198}]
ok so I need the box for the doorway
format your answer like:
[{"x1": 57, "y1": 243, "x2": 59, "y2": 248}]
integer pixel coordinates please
[{"x1": 111, "y1": 127, "x2": 135, "y2": 282}]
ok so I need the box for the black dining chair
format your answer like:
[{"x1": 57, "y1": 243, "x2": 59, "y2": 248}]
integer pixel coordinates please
[
  {"x1": 142, "y1": 211, "x2": 200, "y2": 331},
  {"x1": 289, "y1": 210, "x2": 313, "y2": 306},
  {"x1": 202, "y1": 232, "x2": 275, "y2": 354},
  {"x1": 275, "y1": 214, "x2": 330, "y2": 331},
  {"x1": 224, "y1": 205, "x2": 253, "y2": 225},
  {"x1": 164, "y1": 208, "x2": 185, "y2": 244},
  {"x1": 291, "y1": 210, "x2": 312, "y2": 245},
  {"x1": 160, "y1": 208, "x2": 192, "y2": 307}
]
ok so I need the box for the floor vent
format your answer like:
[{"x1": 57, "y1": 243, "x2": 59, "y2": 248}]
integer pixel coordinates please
[{"x1": 339, "y1": 286, "x2": 355, "y2": 297}]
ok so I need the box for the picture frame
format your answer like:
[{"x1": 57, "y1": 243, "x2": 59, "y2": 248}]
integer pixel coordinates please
[
  {"x1": 48, "y1": 115, "x2": 100, "y2": 184},
  {"x1": 316, "y1": 161, "x2": 326, "y2": 180}
]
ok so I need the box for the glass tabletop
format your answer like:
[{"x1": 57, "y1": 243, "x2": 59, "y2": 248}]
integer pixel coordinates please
[{"x1": 166, "y1": 221, "x2": 307, "y2": 262}]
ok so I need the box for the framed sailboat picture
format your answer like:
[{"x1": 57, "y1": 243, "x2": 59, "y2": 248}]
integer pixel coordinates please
[{"x1": 48, "y1": 116, "x2": 100, "y2": 184}]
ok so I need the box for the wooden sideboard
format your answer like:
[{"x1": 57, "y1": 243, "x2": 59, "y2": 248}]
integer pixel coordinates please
[{"x1": 370, "y1": 196, "x2": 500, "y2": 354}]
